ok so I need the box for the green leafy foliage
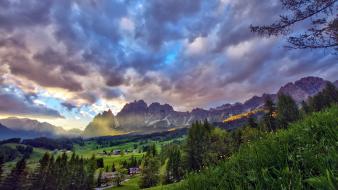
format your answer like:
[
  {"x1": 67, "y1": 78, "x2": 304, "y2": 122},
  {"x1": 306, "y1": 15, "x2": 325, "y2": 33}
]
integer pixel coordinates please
[
  {"x1": 113, "y1": 167, "x2": 128, "y2": 186},
  {"x1": 172, "y1": 105, "x2": 338, "y2": 190},
  {"x1": 139, "y1": 155, "x2": 160, "y2": 188},
  {"x1": 263, "y1": 97, "x2": 277, "y2": 131},
  {"x1": 164, "y1": 144, "x2": 184, "y2": 184},
  {"x1": 308, "y1": 82, "x2": 338, "y2": 112},
  {"x1": 185, "y1": 120, "x2": 213, "y2": 171}
]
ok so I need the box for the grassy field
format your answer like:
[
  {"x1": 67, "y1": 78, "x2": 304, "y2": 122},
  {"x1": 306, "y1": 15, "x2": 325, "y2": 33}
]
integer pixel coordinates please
[
  {"x1": 108, "y1": 175, "x2": 141, "y2": 190},
  {"x1": 106, "y1": 175, "x2": 182, "y2": 190},
  {"x1": 1, "y1": 143, "x2": 51, "y2": 173},
  {"x1": 73, "y1": 137, "x2": 185, "y2": 168}
]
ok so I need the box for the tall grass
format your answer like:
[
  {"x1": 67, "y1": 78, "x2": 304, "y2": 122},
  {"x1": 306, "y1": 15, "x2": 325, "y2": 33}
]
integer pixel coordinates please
[{"x1": 173, "y1": 105, "x2": 338, "y2": 190}]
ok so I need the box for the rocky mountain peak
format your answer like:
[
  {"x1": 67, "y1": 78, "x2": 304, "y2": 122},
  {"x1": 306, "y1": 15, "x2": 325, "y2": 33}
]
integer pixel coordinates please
[
  {"x1": 148, "y1": 102, "x2": 174, "y2": 114},
  {"x1": 118, "y1": 100, "x2": 148, "y2": 116},
  {"x1": 83, "y1": 76, "x2": 337, "y2": 137},
  {"x1": 278, "y1": 76, "x2": 327, "y2": 102},
  {"x1": 101, "y1": 109, "x2": 114, "y2": 118},
  {"x1": 294, "y1": 76, "x2": 327, "y2": 96}
]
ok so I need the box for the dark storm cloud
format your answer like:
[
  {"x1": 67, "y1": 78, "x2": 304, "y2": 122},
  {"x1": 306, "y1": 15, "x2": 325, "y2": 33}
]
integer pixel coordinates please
[
  {"x1": 61, "y1": 102, "x2": 77, "y2": 111},
  {"x1": 0, "y1": 0, "x2": 337, "y2": 110},
  {"x1": 0, "y1": 87, "x2": 63, "y2": 118},
  {"x1": 4, "y1": 53, "x2": 83, "y2": 91},
  {"x1": 33, "y1": 48, "x2": 89, "y2": 76},
  {"x1": 214, "y1": 0, "x2": 282, "y2": 52},
  {"x1": 102, "y1": 88, "x2": 123, "y2": 99},
  {"x1": 0, "y1": 0, "x2": 52, "y2": 31},
  {"x1": 139, "y1": 0, "x2": 221, "y2": 49}
]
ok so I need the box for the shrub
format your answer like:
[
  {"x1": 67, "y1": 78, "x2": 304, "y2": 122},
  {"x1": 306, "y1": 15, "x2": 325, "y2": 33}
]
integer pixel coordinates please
[{"x1": 174, "y1": 105, "x2": 338, "y2": 190}]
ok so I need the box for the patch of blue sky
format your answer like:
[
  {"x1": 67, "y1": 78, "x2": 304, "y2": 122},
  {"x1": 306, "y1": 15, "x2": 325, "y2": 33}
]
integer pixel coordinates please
[{"x1": 163, "y1": 42, "x2": 183, "y2": 66}]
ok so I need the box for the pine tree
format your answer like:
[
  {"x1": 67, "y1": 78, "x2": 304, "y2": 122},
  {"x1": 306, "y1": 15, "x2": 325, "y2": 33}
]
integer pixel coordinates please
[
  {"x1": 146, "y1": 144, "x2": 157, "y2": 157},
  {"x1": 263, "y1": 97, "x2": 277, "y2": 131},
  {"x1": 67, "y1": 153, "x2": 77, "y2": 190},
  {"x1": 185, "y1": 120, "x2": 212, "y2": 171},
  {"x1": 139, "y1": 155, "x2": 160, "y2": 188},
  {"x1": 45, "y1": 156, "x2": 57, "y2": 190},
  {"x1": 58, "y1": 153, "x2": 69, "y2": 190},
  {"x1": 322, "y1": 82, "x2": 338, "y2": 105},
  {"x1": 165, "y1": 145, "x2": 183, "y2": 184},
  {"x1": 28, "y1": 152, "x2": 51, "y2": 190},
  {"x1": 0, "y1": 156, "x2": 3, "y2": 182},
  {"x1": 85, "y1": 155, "x2": 97, "y2": 189},
  {"x1": 1, "y1": 158, "x2": 29, "y2": 190},
  {"x1": 277, "y1": 94, "x2": 300, "y2": 129},
  {"x1": 309, "y1": 82, "x2": 338, "y2": 112}
]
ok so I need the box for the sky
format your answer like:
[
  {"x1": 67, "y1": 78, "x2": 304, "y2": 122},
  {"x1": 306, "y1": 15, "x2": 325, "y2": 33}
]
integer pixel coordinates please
[{"x1": 0, "y1": 0, "x2": 337, "y2": 130}]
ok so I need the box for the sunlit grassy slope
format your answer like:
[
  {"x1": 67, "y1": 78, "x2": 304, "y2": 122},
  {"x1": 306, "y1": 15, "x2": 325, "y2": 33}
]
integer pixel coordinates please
[
  {"x1": 72, "y1": 137, "x2": 185, "y2": 169},
  {"x1": 1, "y1": 143, "x2": 50, "y2": 173},
  {"x1": 108, "y1": 175, "x2": 141, "y2": 190},
  {"x1": 172, "y1": 105, "x2": 338, "y2": 190}
]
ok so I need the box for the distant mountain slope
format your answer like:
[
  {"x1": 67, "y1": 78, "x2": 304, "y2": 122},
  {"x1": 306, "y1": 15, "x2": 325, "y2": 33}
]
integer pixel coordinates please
[
  {"x1": 0, "y1": 117, "x2": 80, "y2": 139},
  {"x1": 278, "y1": 76, "x2": 329, "y2": 102},
  {"x1": 82, "y1": 110, "x2": 122, "y2": 138},
  {"x1": 0, "y1": 123, "x2": 17, "y2": 139},
  {"x1": 83, "y1": 76, "x2": 337, "y2": 137},
  {"x1": 0, "y1": 123, "x2": 45, "y2": 140}
]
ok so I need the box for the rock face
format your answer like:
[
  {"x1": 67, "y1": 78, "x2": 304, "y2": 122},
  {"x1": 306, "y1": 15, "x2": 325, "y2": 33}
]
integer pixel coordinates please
[
  {"x1": 83, "y1": 76, "x2": 337, "y2": 137},
  {"x1": 82, "y1": 109, "x2": 121, "y2": 137},
  {"x1": 83, "y1": 94, "x2": 277, "y2": 136},
  {"x1": 278, "y1": 76, "x2": 328, "y2": 102}
]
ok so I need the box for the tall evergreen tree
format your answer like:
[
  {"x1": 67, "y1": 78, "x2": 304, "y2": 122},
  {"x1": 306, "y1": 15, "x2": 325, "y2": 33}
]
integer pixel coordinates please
[
  {"x1": 1, "y1": 158, "x2": 29, "y2": 190},
  {"x1": 58, "y1": 153, "x2": 69, "y2": 190},
  {"x1": 277, "y1": 94, "x2": 300, "y2": 129},
  {"x1": 165, "y1": 145, "x2": 183, "y2": 184},
  {"x1": 139, "y1": 155, "x2": 160, "y2": 188},
  {"x1": 322, "y1": 82, "x2": 338, "y2": 105},
  {"x1": 28, "y1": 152, "x2": 51, "y2": 190},
  {"x1": 45, "y1": 156, "x2": 57, "y2": 190},
  {"x1": 67, "y1": 153, "x2": 78, "y2": 190},
  {"x1": 309, "y1": 82, "x2": 338, "y2": 112},
  {"x1": 185, "y1": 120, "x2": 212, "y2": 171},
  {"x1": 85, "y1": 155, "x2": 97, "y2": 189},
  {"x1": 146, "y1": 144, "x2": 157, "y2": 157},
  {"x1": 263, "y1": 97, "x2": 277, "y2": 131},
  {"x1": 0, "y1": 156, "x2": 3, "y2": 182}
]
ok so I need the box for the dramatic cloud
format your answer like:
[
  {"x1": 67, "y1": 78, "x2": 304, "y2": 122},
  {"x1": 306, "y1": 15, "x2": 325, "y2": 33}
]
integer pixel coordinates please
[
  {"x1": 0, "y1": 86, "x2": 63, "y2": 118},
  {"x1": 0, "y1": 0, "x2": 336, "y2": 128}
]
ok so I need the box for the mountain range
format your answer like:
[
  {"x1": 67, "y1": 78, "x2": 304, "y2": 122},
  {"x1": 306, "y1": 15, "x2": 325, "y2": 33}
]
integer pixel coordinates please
[
  {"x1": 0, "y1": 117, "x2": 81, "y2": 140},
  {"x1": 0, "y1": 76, "x2": 336, "y2": 139},
  {"x1": 83, "y1": 76, "x2": 338, "y2": 137}
]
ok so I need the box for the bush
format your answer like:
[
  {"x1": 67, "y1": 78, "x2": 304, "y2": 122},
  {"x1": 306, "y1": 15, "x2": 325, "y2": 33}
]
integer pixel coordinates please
[{"x1": 174, "y1": 105, "x2": 338, "y2": 190}]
